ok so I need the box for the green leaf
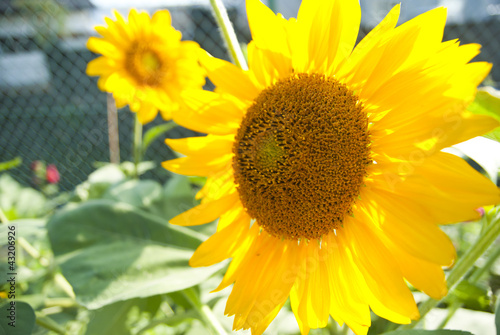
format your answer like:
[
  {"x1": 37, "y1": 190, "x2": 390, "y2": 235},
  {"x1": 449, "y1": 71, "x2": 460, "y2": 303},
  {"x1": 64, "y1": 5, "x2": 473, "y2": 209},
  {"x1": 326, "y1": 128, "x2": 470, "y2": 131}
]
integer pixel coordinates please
[
  {"x1": 468, "y1": 87, "x2": 500, "y2": 143},
  {"x1": 151, "y1": 175, "x2": 197, "y2": 220},
  {"x1": 74, "y1": 164, "x2": 127, "y2": 201},
  {"x1": 47, "y1": 200, "x2": 225, "y2": 309},
  {"x1": 469, "y1": 87, "x2": 500, "y2": 121},
  {"x1": 0, "y1": 301, "x2": 36, "y2": 335},
  {"x1": 451, "y1": 280, "x2": 491, "y2": 311},
  {"x1": 12, "y1": 188, "x2": 47, "y2": 218},
  {"x1": 383, "y1": 331, "x2": 474, "y2": 335},
  {"x1": 0, "y1": 174, "x2": 22, "y2": 212},
  {"x1": 87, "y1": 164, "x2": 126, "y2": 184},
  {"x1": 103, "y1": 179, "x2": 163, "y2": 210},
  {"x1": 84, "y1": 297, "x2": 160, "y2": 335},
  {"x1": 142, "y1": 122, "x2": 177, "y2": 154},
  {"x1": 119, "y1": 161, "x2": 156, "y2": 177},
  {"x1": 0, "y1": 157, "x2": 22, "y2": 172},
  {"x1": 86, "y1": 300, "x2": 131, "y2": 335},
  {"x1": 0, "y1": 219, "x2": 46, "y2": 244},
  {"x1": 0, "y1": 174, "x2": 46, "y2": 219}
]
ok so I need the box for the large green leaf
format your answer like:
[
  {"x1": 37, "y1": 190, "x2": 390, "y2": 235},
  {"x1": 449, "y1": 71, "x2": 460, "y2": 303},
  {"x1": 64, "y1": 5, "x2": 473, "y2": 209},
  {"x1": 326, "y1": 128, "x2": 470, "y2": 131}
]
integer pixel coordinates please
[
  {"x1": 0, "y1": 219, "x2": 46, "y2": 244},
  {"x1": 47, "y1": 200, "x2": 225, "y2": 309},
  {"x1": 150, "y1": 175, "x2": 197, "y2": 220},
  {"x1": 0, "y1": 301, "x2": 36, "y2": 335},
  {"x1": 84, "y1": 296, "x2": 161, "y2": 335},
  {"x1": 103, "y1": 179, "x2": 163, "y2": 210},
  {"x1": 468, "y1": 87, "x2": 500, "y2": 142},
  {"x1": 383, "y1": 331, "x2": 474, "y2": 335},
  {"x1": 0, "y1": 174, "x2": 46, "y2": 219}
]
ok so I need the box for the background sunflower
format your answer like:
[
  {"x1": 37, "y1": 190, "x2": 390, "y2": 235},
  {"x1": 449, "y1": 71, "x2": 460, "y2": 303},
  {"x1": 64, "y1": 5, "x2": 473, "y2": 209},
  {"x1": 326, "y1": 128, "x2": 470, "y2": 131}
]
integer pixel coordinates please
[{"x1": 86, "y1": 9, "x2": 205, "y2": 123}]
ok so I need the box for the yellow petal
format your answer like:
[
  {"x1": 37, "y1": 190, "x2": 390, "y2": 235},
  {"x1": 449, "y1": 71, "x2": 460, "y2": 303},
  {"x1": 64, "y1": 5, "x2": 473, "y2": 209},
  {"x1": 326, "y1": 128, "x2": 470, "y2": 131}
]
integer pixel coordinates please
[
  {"x1": 373, "y1": 112, "x2": 500, "y2": 158},
  {"x1": 247, "y1": 41, "x2": 290, "y2": 88},
  {"x1": 136, "y1": 101, "x2": 158, "y2": 124},
  {"x1": 199, "y1": 51, "x2": 260, "y2": 102},
  {"x1": 175, "y1": 90, "x2": 244, "y2": 135},
  {"x1": 292, "y1": 243, "x2": 330, "y2": 329},
  {"x1": 293, "y1": 0, "x2": 360, "y2": 74},
  {"x1": 394, "y1": 247, "x2": 447, "y2": 300},
  {"x1": 226, "y1": 235, "x2": 300, "y2": 333},
  {"x1": 322, "y1": 234, "x2": 371, "y2": 329},
  {"x1": 162, "y1": 154, "x2": 232, "y2": 177},
  {"x1": 403, "y1": 152, "x2": 499, "y2": 222},
  {"x1": 190, "y1": 210, "x2": 250, "y2": 266},
  {"x1": 86, "y1": 36, "x2": 118, "y2": 56},
  {"x1": 151, "y1": 9, "x2": 172, "y2": 29},
  {"x1": 166, "y1": 134, "x2": 234, "y2": 157},
  {"x1": 169, "y1": 192, "x2": 239, "y2": 226},
  {"x1": 252, "y1": 301, "x2": 286, "y2": 335},
  {"x1": 196, "y1": 168, "x2": 235, "y2": 203},
  {"x1": 337, "y1": 4, "x2": 400, "y2": 88},
  {"x1": 246, "y1": 0, "x2": 292, "y2": 78},
  {"x1": 361, "y1": 189, "x2": 456, "y2": 266},
  {"x1": 212, "y1": 224, "x2": 260, "y2": 293},
  {"x1": 340, "y1": 218, "x2": 419, "y2": 321},
  {"x1": 361, "y1": 7, "x2": 447, "y2": 100},
  {"x1": 86, "y1": 57, "x2": 114, "y2": 76}
]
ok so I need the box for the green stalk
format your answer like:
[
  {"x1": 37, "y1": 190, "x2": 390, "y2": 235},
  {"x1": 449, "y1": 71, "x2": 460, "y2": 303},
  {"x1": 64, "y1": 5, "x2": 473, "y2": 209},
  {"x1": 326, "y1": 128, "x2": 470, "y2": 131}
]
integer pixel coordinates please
[
  {"x1": 36, "y1": 312, "x2": 67, "y2": 335},
  {"x1": 400, "y1": 210, "x2": 500, "y2": 329},
  {"x1": 469, "y1": 239, "x2": 500, "y2": 283},
  {"x1": 182, "y1": 288, "x2": 227, "y2": 335},
  {"x1": 133, "y1": 114, "x2": 143, "y2": 178},
  {"x1": 436, "y1": 301, "x2": 461, "y2": 330},
  {"x1": 18, "y1": 237, "x2": 50, "y2": 266},
  {"x1": 209, "y1": 0, "x2": 248, "y2": 70},
  {"x1": 430, "y1": 241, "x2": 500, "y2": 330}
]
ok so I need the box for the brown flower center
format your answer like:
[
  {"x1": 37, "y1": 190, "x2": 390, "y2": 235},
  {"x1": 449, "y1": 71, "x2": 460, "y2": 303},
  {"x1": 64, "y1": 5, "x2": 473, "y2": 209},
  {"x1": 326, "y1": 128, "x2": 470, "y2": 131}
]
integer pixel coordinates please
[
  {"x1": 125, "y1": 42, "x2": 163, "y2": 86},
  {"x1": 233, "y1": 73, "x2": 372, "y2": 240}
]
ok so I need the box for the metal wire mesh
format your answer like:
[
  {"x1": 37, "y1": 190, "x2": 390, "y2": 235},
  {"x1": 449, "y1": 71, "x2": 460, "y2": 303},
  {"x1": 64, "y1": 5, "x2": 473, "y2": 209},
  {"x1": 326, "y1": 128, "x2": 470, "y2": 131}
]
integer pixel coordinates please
[{"x1": 1, "y1": 0, "x2": 499, "y2": 190}]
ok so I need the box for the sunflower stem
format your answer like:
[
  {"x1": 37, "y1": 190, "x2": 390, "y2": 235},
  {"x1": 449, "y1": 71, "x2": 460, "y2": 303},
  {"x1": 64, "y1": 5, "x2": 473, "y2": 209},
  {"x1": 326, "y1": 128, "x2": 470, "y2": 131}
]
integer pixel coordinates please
[
  {"x1": 209, "y1": 0, "x2": 248, "y2": 70},
  {"x1": 433, "y1": 241, "x2": 500, "y2": 329},
  {"x1": 469, "y1": 235, "x2": 500, "y2": 283},
  {"x1": 436, "y1": 301, "x2": 461, "y2": 329},
  {"x1": 107, "y1": 93, "x2": 120, "y2": 164},
  {"x1": 400, "y1": 207, "x2": 500, "y2": 330},
  {"x1": 133, "y1": 114, "x2": 143, "y2": 179},
  {"x1": 182, "y1": 287, "x2": 227, "y2": 335}
]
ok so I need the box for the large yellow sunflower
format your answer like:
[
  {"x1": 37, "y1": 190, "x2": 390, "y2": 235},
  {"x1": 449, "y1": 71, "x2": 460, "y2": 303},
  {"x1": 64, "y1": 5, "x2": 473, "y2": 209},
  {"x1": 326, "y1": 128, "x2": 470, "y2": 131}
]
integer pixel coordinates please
[
  {"x1": 86, "y1": 9, "x2": 205, "y2": 124},
  {"x1": 163, "y1": 0, "x2": 500, "y2": 334}
]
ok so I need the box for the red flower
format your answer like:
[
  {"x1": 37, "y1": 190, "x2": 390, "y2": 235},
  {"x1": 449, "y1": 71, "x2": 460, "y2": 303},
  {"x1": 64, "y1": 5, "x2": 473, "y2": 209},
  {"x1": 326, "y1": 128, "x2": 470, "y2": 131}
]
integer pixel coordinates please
[{"x1": 46, "y1": 164, "x2": 60, "y2": 184}]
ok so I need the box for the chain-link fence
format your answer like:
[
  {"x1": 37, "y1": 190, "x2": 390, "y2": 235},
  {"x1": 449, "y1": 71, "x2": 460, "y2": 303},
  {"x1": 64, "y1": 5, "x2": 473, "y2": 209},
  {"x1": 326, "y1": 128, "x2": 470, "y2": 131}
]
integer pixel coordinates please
[{"x1": 1, "y1": 0, "x2": 500, "y2": 190}]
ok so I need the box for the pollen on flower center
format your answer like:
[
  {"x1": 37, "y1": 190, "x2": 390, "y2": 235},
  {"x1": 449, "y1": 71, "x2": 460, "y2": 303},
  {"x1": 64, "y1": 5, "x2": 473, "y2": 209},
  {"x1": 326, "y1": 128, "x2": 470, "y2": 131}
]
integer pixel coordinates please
[
  {"x1": 125, "y1": 42, "x2": 163, "y2": 86},
  {"x1": 253, "y1": 130, "x2": 285, "y2": 172},
  {"x1": 233, "y1": 73, "x2": 372, "y2": 240}
]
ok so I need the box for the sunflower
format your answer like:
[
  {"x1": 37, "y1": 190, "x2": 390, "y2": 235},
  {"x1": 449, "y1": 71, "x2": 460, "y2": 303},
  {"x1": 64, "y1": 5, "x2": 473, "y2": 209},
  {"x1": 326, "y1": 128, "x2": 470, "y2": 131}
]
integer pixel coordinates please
[
  {"x1": 163, "y1": 0, "x2": 500, "y2": 334},
  {"x1": 86, "y1": 9, "x2": 205, "y2": 123}
]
